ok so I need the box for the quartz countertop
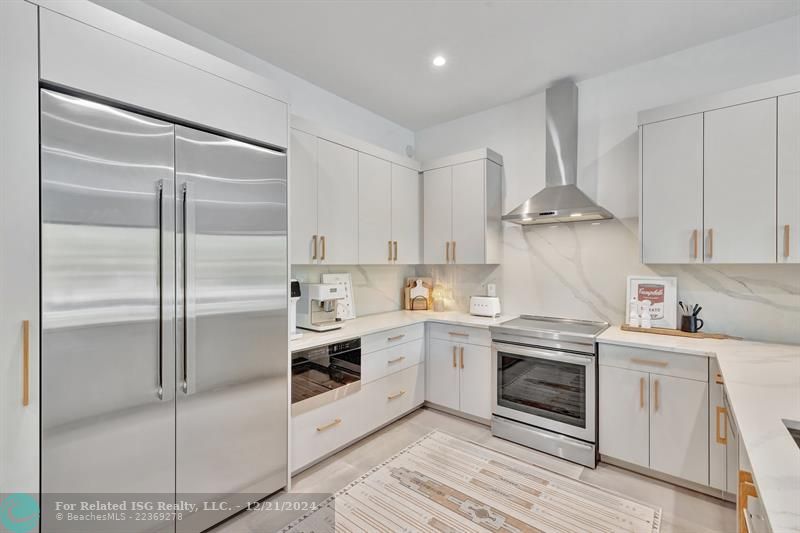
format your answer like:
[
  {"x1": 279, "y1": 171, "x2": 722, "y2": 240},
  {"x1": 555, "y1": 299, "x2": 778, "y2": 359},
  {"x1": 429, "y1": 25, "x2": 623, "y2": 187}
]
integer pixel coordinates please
[
  {"x1": 289, "y1": 310, "x2": 515, "y2": 352},
  {"x1": 599, "y1": 326, "x2": 800, "y2": 532}
]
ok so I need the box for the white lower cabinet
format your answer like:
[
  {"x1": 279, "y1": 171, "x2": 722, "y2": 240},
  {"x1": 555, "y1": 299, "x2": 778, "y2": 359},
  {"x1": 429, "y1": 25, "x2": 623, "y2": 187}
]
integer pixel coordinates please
[
  {"x1": 649, "y1": 374, "x2": 709, "y2": 485},
  {"x1": 599, "y1": 343, "x2": 710, "y2": 487},
  {"x1": 363, "y1": 364, "x2": 425, "y2": 430},
  {"x1": 426, "y1": 327, "x2": 492, "y2": 421},
  {"x1": 291, "y1": 389, "x2": 365, "y2": 473},
  {"x1": 599, "y1": 365, "x2": 649, "y2": 468}
]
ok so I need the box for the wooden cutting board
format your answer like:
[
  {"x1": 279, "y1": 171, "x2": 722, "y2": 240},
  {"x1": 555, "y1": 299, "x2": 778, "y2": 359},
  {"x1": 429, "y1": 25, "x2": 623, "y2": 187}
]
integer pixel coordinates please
[{"x1": 620, "y1": 324, "x2": 740, "y2": 340}]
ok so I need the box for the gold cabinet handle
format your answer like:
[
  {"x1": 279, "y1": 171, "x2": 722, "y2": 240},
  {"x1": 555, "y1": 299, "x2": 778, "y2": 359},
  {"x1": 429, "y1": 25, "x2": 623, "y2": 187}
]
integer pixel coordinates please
[
  {"x1": 452, "y1": 241, "x2": 456, "y2": 263},
  {"x1": 452, "y1": 346, "x2": 456, "y2": 368},
  {"x1": 312, "y1": 235, "x2": 318, "y2": 260},
  {"x1": 387, "y1": 390, "x2": 406, "y2": 400},
  {"x1": 388, "y1": 240, "x2": 393, "y2": 262},
  {"x1": 387, "y1": 334, "x2": 405, "y2": 342},
  {"x1": 707, "y1": 228, "x2": 713, "y2": 259},
  {"x1": 320, "y1": 235, "x2": 326, "y2": 261},
  {"x1": 388, "y1": 356, "x2": 406, "y2": 364},
  {"x1": 448, "y1": 331, "x2": 469, "y2": 337},
  {"x1": 459, "y1": 346, "x2": 464, "y2": 369},
  {"x1": 631, "y1": 357, "x2": 668, "y2": 367},
  {"x1": 738, "y1": 471, "x2": 757, "y2": 533},
  {"x1": 316, "y1": 418, "x2": 342, "y2": 432},
  {"x1": 653, "y1": 379, "x2": 660, "y2": 412},
  {"x1": 22, "y1": 320, "x2": 30, "y2": 407},
  {"x1": 639, "y1": 377, "x2": 645, "y2": 409},
  {"x1": 446, "y1": 241, "x2": 450, "y2": 263},
  {"x1": 393, "y1": 240, "x2": 398, "y2": 262},
  {"x1": 715, "y1": 373, "x2": 724, "y2": 385},
  {"x1": 784, "y1": 224, "x2": 791, "y2": 258},
  {"x1": 716, "y1": 405, "x2": 728, "y2": 444},
  {"x1": 692, "y1": 229, "x2": 698, "y2": 259}
]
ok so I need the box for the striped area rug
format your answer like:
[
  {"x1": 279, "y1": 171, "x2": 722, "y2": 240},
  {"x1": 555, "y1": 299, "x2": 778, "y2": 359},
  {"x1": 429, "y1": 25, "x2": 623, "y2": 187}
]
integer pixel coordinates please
[{"x1": 283, "y1": 431, "x2": 661, "y2": 533}]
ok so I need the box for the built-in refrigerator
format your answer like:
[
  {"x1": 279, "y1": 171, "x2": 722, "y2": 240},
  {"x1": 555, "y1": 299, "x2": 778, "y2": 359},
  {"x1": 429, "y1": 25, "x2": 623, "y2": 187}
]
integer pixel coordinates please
[{"x1": 40, "y1": 89, "x2": 288, "y2": 532}]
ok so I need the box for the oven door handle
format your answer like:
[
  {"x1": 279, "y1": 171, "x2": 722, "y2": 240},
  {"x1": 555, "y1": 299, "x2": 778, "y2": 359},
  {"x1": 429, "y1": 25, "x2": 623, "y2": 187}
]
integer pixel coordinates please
[{"x1": 492, "y1": 342, "x2": 592, "y2": 366}]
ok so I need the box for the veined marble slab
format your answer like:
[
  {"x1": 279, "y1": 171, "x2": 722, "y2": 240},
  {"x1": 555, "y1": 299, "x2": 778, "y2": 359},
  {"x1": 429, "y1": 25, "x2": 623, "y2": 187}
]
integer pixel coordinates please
[
  {"x1": 600, "y1": 326, "x2": 800, "y2": 532},
  {"x1": 290, "y1": 310, "x2": 514, "y2": 352}
]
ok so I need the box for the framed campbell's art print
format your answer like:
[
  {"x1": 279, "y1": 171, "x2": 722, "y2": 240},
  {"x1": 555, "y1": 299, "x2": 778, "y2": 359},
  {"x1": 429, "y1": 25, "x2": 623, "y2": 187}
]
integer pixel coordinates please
[{"x1": 626, "y1": 275, "x2": 678, "y2": 329}]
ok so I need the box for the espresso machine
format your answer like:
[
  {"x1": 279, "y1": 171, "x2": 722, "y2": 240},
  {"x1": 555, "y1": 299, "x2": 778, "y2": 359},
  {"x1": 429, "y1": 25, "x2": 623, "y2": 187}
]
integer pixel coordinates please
[{"x1": 297, "y1": 283, "x2": 345, "y2": 332}]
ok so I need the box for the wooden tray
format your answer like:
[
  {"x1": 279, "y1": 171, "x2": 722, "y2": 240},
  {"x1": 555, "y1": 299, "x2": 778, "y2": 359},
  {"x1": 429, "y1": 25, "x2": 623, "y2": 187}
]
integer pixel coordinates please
[{"x1": 620, "y1": 324, "x2": 739, "y2": 340}]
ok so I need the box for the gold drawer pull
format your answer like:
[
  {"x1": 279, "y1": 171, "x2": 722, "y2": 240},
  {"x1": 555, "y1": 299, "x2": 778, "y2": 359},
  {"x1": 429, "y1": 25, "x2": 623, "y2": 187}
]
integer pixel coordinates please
[
  {"x1": 448, "y1": 331, "x2": 469, "y2": 337},
  {"x1": 22, "y1": 320, "x2": 30, "y2": 407},
  {"x1": 388, "y1": 390, "x2": 406, "y2": 400},
  {"x1": 452, "y1": 346, "x2": 457, "y2": 368},
  {"x1": 387, "y1": 334, "x2": 406, "y2": 342},
  {"x1": 716, "y1": 406, "x2": 728, "y2": 444},
  {"x1": 459, "y1": 346, "x2": 464, "y2": 369},
  {"x1": 388, "y1": 356, "x2": 406, "y2": 364},
  {"x1": 316, "y1": 418, "x2": 342, "y2": 432},
  {"x1": 715, "y1": 373, "x2": 724, "y2": 385},
  {"x1": 631, "y1": 357, "x2": 668, "y2": 367}
]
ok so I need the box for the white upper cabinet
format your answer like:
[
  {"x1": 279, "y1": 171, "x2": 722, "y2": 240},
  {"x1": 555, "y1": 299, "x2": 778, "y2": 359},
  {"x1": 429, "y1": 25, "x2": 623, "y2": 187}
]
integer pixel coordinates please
[
  {"x1": 391, "y1": 164, "x2": 422, "y2": 265},
  {"x1": 639, "y1": 77, "x2": 800, "y2": 264},
  {"x1": 358, "y1": 153, "x2": 392, "y2": 264},
  {"x1": 704, "y1": 98, "x2": 777, "y2": 264},
  {"x1": 778, "y1": 92, "x2": 800, "y2": 263},
  {"x1": 423, "y1": 166, "x2": 454, "y2": 264},
  {"x1": 641, "y1": 114, "x2": 704, "y2": 263},
  {"x1": 422, "y1": 149, "x2": 503, "y2": 265},
  {"x1": 290, "y1": 128, "x2": 319, "y2": 264},
  {"x1": 317, "y1": 139, "x2": 358, "y2": 265}
]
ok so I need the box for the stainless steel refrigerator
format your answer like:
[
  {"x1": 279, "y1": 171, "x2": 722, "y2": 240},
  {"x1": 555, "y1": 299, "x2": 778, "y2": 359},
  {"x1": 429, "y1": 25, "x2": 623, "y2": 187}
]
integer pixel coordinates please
[{"x1": 40, "y1": 89, "x2": 288, "y2": 532}]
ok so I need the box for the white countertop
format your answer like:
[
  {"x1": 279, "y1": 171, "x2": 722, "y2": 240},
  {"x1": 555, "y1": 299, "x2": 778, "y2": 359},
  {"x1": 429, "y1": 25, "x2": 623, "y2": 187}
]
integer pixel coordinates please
[
  {"x1": 599, "y1": 327, "x2": 800, "y2": 532},
  {"x1": 290, "y1": 310, "x2": 515, "y2": 352}
]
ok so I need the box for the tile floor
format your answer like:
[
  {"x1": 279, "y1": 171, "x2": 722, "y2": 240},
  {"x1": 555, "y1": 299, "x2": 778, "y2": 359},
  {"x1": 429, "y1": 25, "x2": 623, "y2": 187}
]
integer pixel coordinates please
[{"x1": 215, "y1": 407, "x2": 736, "y2": 532}]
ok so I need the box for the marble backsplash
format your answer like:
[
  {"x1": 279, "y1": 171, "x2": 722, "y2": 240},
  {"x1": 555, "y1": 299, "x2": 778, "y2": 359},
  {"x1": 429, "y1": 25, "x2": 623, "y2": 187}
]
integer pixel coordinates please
[{"x1": 291, "y1": 218, "x2": 800, "y2": 344}]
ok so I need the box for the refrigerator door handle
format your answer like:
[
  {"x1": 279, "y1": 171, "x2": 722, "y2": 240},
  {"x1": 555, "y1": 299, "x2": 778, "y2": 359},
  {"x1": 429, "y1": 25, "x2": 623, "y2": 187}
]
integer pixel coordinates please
[
  {"x1": 157, "y1": 180, "x2": 165, "y2": 400},
  {"x1": 181, "y1": 182, "x2": 189, "y2": 394}
]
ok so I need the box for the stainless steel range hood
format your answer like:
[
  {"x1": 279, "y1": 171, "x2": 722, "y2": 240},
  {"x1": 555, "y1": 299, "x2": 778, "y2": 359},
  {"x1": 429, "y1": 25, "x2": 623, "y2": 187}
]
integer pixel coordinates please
[{"x1": 503, "y1": 79, "x2": 613, "y2": 225}]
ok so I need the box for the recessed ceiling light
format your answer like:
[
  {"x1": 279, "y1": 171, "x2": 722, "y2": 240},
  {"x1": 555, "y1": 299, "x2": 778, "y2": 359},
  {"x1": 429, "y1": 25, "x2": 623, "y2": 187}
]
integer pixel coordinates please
[{"x1": 432, "y1": 55, "x2": 446, "y2": 67}]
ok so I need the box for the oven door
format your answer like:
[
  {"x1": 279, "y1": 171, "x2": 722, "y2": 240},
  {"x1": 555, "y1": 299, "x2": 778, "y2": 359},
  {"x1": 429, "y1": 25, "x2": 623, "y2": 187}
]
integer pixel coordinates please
[{"x1": 492, "y1": 341, "x2": 595, "y2": 442}]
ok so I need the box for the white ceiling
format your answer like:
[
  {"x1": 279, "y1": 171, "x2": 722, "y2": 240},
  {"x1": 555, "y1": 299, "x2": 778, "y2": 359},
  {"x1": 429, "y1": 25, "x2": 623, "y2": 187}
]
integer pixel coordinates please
[{"x1": 139, "y1": 0, "x2": 799, "y2": 130}]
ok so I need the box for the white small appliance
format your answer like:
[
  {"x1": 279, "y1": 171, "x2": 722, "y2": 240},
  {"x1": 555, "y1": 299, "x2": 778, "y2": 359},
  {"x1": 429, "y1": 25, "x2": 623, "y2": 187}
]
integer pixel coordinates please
[
  {"x1": 470, "y1": 296, "x2": 502, "y2": 318},
  {"x1": 289, "y1": 280, "x2": 302, "y2": 340},
  {"x1": 297, "y1": 283, "x2": 345, "y2": 332}
]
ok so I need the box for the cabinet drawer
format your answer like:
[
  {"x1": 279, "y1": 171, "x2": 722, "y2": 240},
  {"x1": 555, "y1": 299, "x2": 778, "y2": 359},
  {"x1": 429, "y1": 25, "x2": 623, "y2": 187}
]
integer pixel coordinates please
[
  {"x1": 291, "y1": 390, "x2": 364, "y2": 472},
  {"x1": 599, "y1": 343, "x2": 708, "y2": 382},
  {"x1": 362, "y1": 338, "x2": 424, "y2": 384},
  {"x1": 362, "y1": 323, "x2": 424, "y2": 354},
  {"x1": 428, "y1": 323, "x2": 491, "y2": 347},
  {"x1": 363, "y1": 364, "x2": 425, "y2": 430}
]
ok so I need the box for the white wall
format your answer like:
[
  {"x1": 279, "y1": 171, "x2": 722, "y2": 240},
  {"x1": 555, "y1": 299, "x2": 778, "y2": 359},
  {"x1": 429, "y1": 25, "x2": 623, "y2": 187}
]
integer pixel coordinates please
[
  {"x1": 415, "y1": 16, "x2": 800, "y2": 344},
  {"x1": 91, "y1": 0, "x2": 414, "y2": 155}
]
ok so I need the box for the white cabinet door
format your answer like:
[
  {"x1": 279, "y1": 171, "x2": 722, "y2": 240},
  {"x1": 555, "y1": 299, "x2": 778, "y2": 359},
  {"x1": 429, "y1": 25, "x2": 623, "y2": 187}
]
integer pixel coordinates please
[
  {"x1": 642, "y1": 114, "x2": 704, "y2": 263},
  {"x1": 423, "y1": 166, "x2": 453, "y2": 264},
  {"x1": 709, "y1": 360, "x2": 726, "y2": 491},
  {"x1": 290, "y1": 128, "x2": 318, "y2": 264},
  {"x1": 452, "y1": 160, "x2": 486, "y2": 264},
  {"x1": 357, "y1": 152, "x2": 392, "y2": 264},
  {"x1": 317, "y1": 138, "x2": 358, "y2": 264},
  {"x1": 704, "y1": 99, "x2": 777, "y2": 263},
  {"x1": 598, "y1": 365, "x2": 649, "y2": 468},
  {"x1": 425, "y1": 338, "x2": 460, "y2": 410},
  {"x1": 458, "y1": 344, "x2": 492, "y2": 420},
  {"x1": 778, "y1": 92, "x2": 800, "y2": 263},
  {"x1": 0, "y1": 0, "x2": 39, "y2": 495},
  {"x1": 391, "y1": 164, "x2": 422, "y2": 265},
  {"x1": 649, "y1": 374, "x2": 709, "y2": 485}
]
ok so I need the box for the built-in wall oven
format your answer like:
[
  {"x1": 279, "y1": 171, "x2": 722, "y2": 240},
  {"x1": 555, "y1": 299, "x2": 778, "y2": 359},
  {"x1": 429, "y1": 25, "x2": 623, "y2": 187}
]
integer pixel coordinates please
[
  {"x1": 490, "y1": 316, "x2": 608, "y2": 468},
  {"x1": 292, "y1": 337, "x2": 361, "y2": 416}
]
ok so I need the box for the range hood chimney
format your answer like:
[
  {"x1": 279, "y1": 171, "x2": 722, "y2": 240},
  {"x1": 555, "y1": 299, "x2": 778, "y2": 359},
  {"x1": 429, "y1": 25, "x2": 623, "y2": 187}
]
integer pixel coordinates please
[{"x1": 502, "y1": 79, "x2": 613, "y2": 225}]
